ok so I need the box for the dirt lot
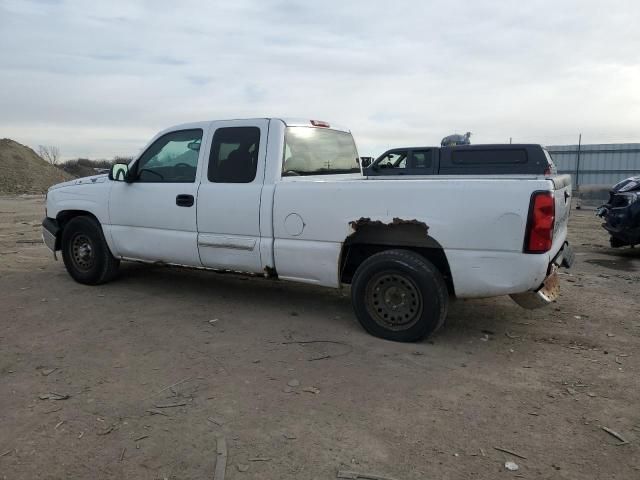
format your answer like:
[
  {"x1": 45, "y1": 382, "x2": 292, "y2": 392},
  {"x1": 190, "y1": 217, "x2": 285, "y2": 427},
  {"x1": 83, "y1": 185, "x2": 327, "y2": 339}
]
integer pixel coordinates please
[{"x1": 1, "y1": 196, "x2": 638, "y2": 480}]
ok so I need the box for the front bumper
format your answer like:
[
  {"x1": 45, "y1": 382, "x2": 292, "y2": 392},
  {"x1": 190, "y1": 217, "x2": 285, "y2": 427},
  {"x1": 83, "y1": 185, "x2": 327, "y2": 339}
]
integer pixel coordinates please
[
  {"x1": 597, "y1": 195, "x2": 640, "y2": 246},
  {"x1": 42, "y1": 218, "x2": 60, "y2": 258},
  {"x1": 602, "y1": 218, "x2": 640, "y2": 245},
  {"x1": 510, "y1": 242, "x2": 574, "y2": 309}
]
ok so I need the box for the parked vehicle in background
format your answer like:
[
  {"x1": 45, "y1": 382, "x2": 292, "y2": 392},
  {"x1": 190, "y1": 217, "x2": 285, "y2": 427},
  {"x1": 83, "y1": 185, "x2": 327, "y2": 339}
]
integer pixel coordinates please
[
  {"x1": 365, "y1": 144, "x2": 557, "y2": 176},
  {"x1": 43, "y1": 118, "x2": 573, "y2": 342},
  {"x1": 596, "y1": 176, "x2": 640, "y2": 247}
]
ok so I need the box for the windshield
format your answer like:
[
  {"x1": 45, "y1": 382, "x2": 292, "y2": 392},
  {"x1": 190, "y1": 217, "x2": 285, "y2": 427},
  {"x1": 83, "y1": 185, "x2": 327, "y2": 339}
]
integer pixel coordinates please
[{"x1": 282, "y1": 127, "x2": 360, "y2": 176}]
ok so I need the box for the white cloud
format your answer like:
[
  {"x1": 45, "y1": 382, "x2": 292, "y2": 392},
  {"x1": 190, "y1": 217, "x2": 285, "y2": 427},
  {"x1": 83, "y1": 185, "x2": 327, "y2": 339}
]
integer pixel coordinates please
[{"x1": 1, "y1": 0, "x2": 639, "y2": 159}]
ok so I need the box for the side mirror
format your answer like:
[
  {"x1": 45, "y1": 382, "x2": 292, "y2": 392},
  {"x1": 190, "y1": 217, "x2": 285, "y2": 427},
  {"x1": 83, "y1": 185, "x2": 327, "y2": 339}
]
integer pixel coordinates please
[
  {"x1": 361, "y1": 158, "x2": 372, "y2": 168},
  {"x1": 109, "y1": 163, "x2": 130, "y2": 182}
]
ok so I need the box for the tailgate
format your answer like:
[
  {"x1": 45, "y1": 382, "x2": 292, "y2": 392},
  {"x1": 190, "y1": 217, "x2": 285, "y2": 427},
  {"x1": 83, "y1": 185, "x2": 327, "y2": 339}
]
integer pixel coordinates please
[{"x1": 550, "y1": 174, "x2": 572, "y2": 255}]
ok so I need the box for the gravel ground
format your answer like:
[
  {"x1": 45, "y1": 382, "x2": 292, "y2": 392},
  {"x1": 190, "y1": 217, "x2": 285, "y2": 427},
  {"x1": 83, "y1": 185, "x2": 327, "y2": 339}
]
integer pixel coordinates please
[{"x1": 0, "y1": 196, "x2": 638, "y2": 480}]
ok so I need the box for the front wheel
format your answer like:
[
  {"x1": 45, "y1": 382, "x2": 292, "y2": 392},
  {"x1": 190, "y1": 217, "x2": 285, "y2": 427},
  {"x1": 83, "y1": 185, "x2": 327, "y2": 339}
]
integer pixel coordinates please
[
  {"x1": 351, "y1": 249, "x2": 448, "y2": 342},
  {"x1": 61, "y1": 216, "x2": 119, "y2": 285}
]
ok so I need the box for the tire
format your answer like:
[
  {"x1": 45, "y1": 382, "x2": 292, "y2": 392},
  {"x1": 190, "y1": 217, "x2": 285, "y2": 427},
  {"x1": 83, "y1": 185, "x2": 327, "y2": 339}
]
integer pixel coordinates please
[
  {"x1": 351, "y1": 249, "x2": 448, "y2": 342},
  {"x1": 61, "y1": 216, "x2": 119, "y2": 285},
  {"x1": 609, "y1": 236, "x2": 627, "y2": 248}
]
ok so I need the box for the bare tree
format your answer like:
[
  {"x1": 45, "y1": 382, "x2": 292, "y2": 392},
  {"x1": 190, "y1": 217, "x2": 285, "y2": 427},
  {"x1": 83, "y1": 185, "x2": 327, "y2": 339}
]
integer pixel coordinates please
[{"x1": 38, "y1": 145, "x2": 61, "y2": 165}]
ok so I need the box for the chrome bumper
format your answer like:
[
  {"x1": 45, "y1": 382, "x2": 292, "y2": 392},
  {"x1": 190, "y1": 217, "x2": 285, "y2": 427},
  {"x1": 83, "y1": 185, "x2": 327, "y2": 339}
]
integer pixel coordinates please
[
  {"x1": 41, "y1": 218, "x2": 59, "y2": 260},
  {"x1": 42, "y1": 227, "x2": 56, "y2": 252},
  {"x1": 510, "y1": 264, "x2": 560, "y2": 309},
  {"x1": 509, "y1": 242, "x2": 574, "y2": 310}
]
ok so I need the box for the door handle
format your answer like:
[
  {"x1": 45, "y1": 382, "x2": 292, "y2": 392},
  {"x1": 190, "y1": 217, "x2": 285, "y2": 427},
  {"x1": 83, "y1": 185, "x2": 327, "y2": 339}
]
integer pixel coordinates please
[{"x1": 176, "y1": 194, "x2": 194, "y2": 207}]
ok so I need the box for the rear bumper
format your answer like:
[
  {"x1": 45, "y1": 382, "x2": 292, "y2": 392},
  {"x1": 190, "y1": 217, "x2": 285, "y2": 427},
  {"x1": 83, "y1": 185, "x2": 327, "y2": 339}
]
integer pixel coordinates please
[
  {"x1": 510, "y1": 242, "x2": 573, "y2": 309},
  {"x1": 42, "y1": 217, "x2": 60, "y2": 255},
  {"x1": 553, "y1": 241, "x2": 575, "y2": 268}
]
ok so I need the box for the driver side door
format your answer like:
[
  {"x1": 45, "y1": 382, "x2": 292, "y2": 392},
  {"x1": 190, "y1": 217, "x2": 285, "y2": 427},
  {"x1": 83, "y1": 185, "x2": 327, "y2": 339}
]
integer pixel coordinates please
[{"x1": 108, "y1": 128, "x2": 205, "y2": 266}]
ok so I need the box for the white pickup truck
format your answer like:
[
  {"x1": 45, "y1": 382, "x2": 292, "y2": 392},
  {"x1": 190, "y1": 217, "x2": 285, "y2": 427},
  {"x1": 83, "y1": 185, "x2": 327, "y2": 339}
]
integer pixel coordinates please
[{"x1": 43, "y1": 118, "x2": 574, "y2": 342}]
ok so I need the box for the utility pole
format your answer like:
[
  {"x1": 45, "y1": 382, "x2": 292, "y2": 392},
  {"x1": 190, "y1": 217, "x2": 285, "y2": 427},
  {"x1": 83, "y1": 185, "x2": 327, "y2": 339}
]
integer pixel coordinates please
[
  {"x1": 509, "y1": 137, "x2": 512, "y2": 144},
  {"x1": 575, "y1": 133, "x2": 582, "y2": 189}
]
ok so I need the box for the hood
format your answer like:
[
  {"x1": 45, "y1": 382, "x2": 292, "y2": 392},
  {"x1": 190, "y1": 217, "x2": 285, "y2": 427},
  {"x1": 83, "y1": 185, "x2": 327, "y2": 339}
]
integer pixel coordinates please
[
  {"x1": 611, "y1": 176, "x2": 640, "y2": 193},
  {"x1": 48, "y1": 174, "x2": 108, "y2": 191}
]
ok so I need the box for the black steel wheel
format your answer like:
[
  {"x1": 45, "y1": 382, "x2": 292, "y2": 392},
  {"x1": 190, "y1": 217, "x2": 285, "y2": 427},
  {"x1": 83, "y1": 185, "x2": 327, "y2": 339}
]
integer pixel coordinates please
[
  {"x1": 364, "y1": 271, "x2": 424, "y2": 331},
  {"x1": 351, "y1": 249, "x2": 448, "y2": 342},
  {"x1": 70, "y1": 233, "x2": 95, "y2": 272}
]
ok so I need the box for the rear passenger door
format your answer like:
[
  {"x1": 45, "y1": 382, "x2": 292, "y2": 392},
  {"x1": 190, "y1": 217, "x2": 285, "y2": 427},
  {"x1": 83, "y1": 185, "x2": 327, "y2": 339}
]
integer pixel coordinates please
[{"x1": 196, "y1": 119, "x2": 269, "y2": 273}]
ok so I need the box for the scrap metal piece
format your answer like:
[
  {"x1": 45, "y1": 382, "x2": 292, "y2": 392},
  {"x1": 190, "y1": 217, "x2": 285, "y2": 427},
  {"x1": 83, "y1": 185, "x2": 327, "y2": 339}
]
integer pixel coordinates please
[
  {"x1": 493, "y1": 446, "x2": 528, "y2": 459},
  {"x1": 602, "y1": 426, "x2": 630, "y2": 445},
  {"x1": 337, "y1": 470, "x2": 401, "y2": 480},
  {"x1": 214, "y1": 436, "x2": 227, "y2": 480}
]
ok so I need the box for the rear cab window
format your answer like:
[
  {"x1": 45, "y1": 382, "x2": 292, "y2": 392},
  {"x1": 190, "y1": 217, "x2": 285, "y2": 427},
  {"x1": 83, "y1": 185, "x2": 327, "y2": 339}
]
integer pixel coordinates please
[
  {"x1": 282, "y1": 127, "x2": 360, "y2": 176},
  {"x1": 452, "y1": 149, "x2": 527, "y2": 165},
  {"x1": 439, "y1": 146, "x2": 558, "y2": 175}
]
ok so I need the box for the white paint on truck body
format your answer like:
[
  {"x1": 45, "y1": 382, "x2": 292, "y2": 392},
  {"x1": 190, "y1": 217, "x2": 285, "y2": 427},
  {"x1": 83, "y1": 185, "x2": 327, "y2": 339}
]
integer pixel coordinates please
[
  {"x1": 271, "y1": 175, "x2": 560, "y2": 294},
  {"x1": 45, "y1": 117, "x2": 571, "y2": 300}
]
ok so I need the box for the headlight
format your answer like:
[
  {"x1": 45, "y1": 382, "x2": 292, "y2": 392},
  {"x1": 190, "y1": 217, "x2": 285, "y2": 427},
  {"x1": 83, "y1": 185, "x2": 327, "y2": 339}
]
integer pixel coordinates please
[{"x1": 611, "y1": 193, "x2": 637, "y2": 208}]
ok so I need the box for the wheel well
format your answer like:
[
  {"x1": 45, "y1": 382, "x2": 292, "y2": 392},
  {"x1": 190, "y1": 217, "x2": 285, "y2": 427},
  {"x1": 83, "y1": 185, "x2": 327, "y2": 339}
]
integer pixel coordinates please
[
  {"x1": 340, "y1": 244, "x2": 455, "y2": 296},
  {"x1": 56, "y1": 210, "x2": 99, "y2": 231},
  {"x1": 50, "y1": 211, "x2": 98, "y2": 251}
]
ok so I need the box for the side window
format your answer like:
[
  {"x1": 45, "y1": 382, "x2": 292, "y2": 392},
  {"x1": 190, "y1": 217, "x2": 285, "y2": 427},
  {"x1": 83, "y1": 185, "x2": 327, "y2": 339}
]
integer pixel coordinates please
[
  {"x1": 135, "y1": 129, "x2": 202, "y2": 183},
  {"x1": 411, "y1": 150, "x2": 432, "y2": 169},
  {"x1": 377, "y1": 151, "x2": 408, "y2": 169},
  {"x1": 452, "y1": 149, "x2": 527, "y2": 165},
  {"x1": 208, "y1": 127, "x2": 260, "y2": 183}
]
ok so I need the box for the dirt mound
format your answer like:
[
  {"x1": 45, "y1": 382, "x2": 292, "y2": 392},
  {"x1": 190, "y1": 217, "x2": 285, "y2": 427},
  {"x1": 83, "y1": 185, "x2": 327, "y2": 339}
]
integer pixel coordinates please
[
  {"x1": 0, "y1": 139, "x2": 75, "y2": 194},
  {"x1": 59, "y1": 158, "x2": 113, "y2": 178}
]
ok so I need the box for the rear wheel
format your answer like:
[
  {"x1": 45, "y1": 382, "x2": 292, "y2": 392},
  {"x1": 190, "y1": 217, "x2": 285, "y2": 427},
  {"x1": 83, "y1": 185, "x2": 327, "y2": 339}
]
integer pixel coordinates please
[
  {"x1": 609, "y1": 236, "x2": 628, "y2": 248},
  {"x1": 61, "y1": 216, "x2": 119, "y2": 285},
  {"x1": 351, "y1": 249, "x2": 448, "y2": 342}
]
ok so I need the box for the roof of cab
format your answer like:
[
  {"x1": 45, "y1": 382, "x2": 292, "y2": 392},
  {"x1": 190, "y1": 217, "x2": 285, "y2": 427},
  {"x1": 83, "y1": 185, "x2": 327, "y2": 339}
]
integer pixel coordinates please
[
  {"x1": 278, "y1": 118, "x2": 350, "y2": 132},
  {"x1": 159, "y1": 118, "x2": 351, "y2": 134},
  {"x1": 381, "y1": 144, "x2": 544, "y2": 152}
]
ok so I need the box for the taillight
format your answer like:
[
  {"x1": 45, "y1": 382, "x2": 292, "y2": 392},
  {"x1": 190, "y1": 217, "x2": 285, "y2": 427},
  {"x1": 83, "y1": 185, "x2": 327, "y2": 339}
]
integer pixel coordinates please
[{"x1": 524, "y1": 191, "x2": 555, "y2": 253}]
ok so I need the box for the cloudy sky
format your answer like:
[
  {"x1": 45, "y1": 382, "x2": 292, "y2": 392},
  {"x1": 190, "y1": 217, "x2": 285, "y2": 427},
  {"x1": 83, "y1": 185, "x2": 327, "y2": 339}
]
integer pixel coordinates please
[{"x1": 1, "y1": 0, "x2": 639, "y2": 159}]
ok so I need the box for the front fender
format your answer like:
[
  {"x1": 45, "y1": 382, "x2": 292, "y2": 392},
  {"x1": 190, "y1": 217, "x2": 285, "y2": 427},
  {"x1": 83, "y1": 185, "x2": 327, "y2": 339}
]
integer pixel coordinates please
[{"x1": 46, "y1": 182, "x2": 116, "y2": 255}]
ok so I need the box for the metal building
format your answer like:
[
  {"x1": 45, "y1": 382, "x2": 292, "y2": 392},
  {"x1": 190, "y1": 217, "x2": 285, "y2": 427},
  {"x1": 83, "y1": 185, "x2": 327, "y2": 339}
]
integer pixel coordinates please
[{"x1": 546, "y1": 143, "x2": 640, "y2": 189}]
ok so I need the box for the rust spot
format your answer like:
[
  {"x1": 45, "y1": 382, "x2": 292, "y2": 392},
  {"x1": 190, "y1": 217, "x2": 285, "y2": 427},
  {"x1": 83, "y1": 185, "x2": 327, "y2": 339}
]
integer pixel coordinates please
[
  {"x1": 263, "y1": 265, "x2": 277, "y2": 278},
  {"x1": 349, "y1": 217, "x2": 428, "y2": 232},
  {"x1": 346, "y1": 217, "x2": 432, "y2": 247}
]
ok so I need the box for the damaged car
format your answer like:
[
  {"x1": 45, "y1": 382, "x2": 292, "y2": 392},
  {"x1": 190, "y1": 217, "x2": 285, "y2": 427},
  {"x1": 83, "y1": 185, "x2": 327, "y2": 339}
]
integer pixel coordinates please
[{"x1": 596, "y1": 176, "x2": 640, "y2": 248}]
